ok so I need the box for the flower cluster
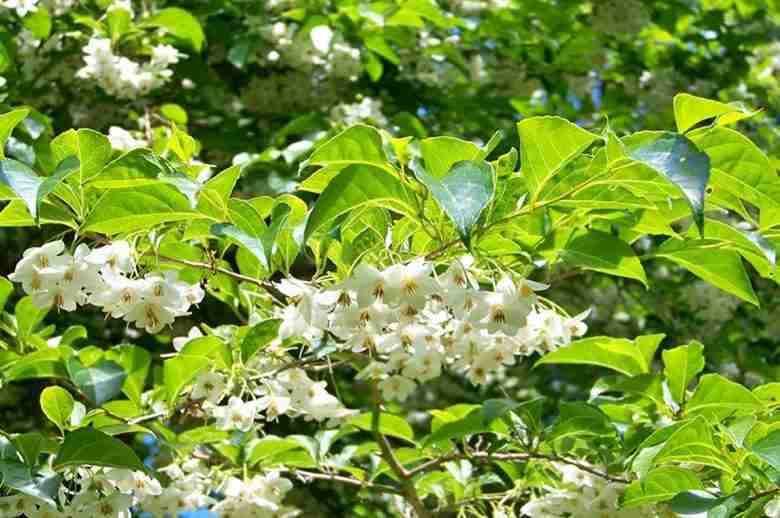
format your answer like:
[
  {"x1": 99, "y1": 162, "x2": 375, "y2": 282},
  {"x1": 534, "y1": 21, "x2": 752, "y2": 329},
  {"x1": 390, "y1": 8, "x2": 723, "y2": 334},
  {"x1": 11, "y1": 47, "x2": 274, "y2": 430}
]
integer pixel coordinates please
[
  {"x1": 77, "y1": 36, "x2": 183, "y2": 99},
  {"x1": 275, "y1": 257, "x2": 589, "y2": 402},
  {"x1": 521, "y1": 464, "x2": 659, "y2": 518},
  {"x1": 212, "y1": 472, "x2": 297, "y2": 517},
  {"x1": 171, "y1": 326, "x2": 355, "y2": 426},
  {"x1": 0, "y1": 467, "x2": 162, "y2": 518},
  {"x1": 265, "y1": 22, "x2": 361, "y2": 82},
  {"x1": 0, "y1": 0, "x2": 75, "y2": 16},
  {"x1": 9, "y1": 240, "x2": 204, "y2": 333}
]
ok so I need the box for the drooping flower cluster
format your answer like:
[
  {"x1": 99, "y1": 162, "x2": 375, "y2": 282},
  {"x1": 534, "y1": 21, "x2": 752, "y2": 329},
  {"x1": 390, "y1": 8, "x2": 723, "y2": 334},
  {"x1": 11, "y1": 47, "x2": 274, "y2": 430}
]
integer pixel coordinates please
[
  {"x1": 274, "y1": 257, "x2": 589, "y2": 402},
  {"x1": 170, "y1": 326, "x2": 356, "y2": 427},
  {"x1": 521, "y1": 464, "x2": 660, "y2": 518},
  {"x1": 76, "y1": 36, "x2": 183, "y2": 99},
  {"x1": 9, "y1": 240, "x2": 204, "y2": 333},
  {"x1": 0, "y1": 466, "x2": 162, "y2": 518},
  {"x1": 212, "y1": 471, "x2": 297, "y2": 517}
]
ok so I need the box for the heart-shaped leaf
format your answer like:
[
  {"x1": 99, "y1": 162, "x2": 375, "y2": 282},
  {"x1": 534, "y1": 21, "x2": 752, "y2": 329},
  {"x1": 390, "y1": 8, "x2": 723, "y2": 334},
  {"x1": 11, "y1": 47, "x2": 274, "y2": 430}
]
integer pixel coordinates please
[{"x1": 412, "y1": 159, "x2": 495, "y2": 247}]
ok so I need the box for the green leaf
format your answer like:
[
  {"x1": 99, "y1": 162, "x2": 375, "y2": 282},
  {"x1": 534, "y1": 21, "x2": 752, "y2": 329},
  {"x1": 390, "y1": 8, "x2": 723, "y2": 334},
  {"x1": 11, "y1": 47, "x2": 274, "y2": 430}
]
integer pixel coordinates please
[
  {"x1": 53, "y1": 428, "x2": 145, "y2": 471},
  {"x1": 622, "y1": 466, "x2": 703, "y2": 507},
  {"x1": 549, "y1": 402, "x2": 615, "y2": 440},
  {"x1": 419, "y1": 136, "x2": 480, "y2": 178},
  {"x1": 12, "y1": 432, "x2": 50, "y2": 466},
  {"x1": 625, "y1": 131, "x2": 711, "y2": 234},
  {"x1": 662, "y1": 341, "x2": 705, "y2": 406},
  {"x1": 83, "y1": 184, "x2": 205, "y2": 234},
  {"x1": 684, "y1": 374, "x2": 762, "y2": 421},
  {"x1": 535, "y1": 336, "x2": 648, "y2": 377},
  {"x1": 241, "y1": 319, "x2": 281, "y2": 363},
  {"x1": 562, "y1": 230, "x2": 648, "y2": 286},
  {"x1": 212, "y1": 204, "x2": 291, "y2": 271},
  {"x1": 304, "y1": 164, "x2": 415, "y2": 241},
  {"x1": 145, "y1": 7, "x2": 204, "y2": 51},
  {"x1": 673, "y1": 93, "x2": 755, "y2": 133},
  {"x1": 0, "y1": 158, "x2": 43, "y2": 220},
  {"x1": 653, "y1": 242, "x2": 758, "y2": 305},
  {"x1": 51, "y1": 129, "x2": 113, "y2": 186},
  {"x1": 15, "y1": 295, "x2": 48, "y2": 340},
  {"x1": 164, "y1": 354, "x2": 209, "y2": 406},
  {"x1": 40, "y1": 386, "x2": 75, "y2": 433},
  {"x1": 751, "y1": 429, "x2": 780, "y2": 472},
  {"x1": 303, "y1": 125, "x2": 388, "y2": 171},
  {"x1": 3, "y1": 349, "x2": 67, "y2": 381},
  {"x1": 67, "y1": 358, "x2": 127, "y2": 406},
  {"x1": 0, "y1": 460, "x2": 59, "y2": 506},
  {"x1": 0, "y1": 276, "x2": 12, "y2": 311},
  {"x1": 347, "y1": 413, "x2": 415, "y2": 443},
  {"x1": 516, "y1": 116, "x2": 598, "y2": 199},
  {"x1": 636, "y1": 334, "x2": 665, "y2": 370},
  {"x1": 247, "y1": 435, "x2": 309, "y2": 466},
  {"x1": 412, "y1": 159, "x2": 494, "y2": 247},
  {"x1": 106, "y1": 345, "x2": 151, "y2": 407},
  {"x1": 0, "y1": 108, "x2": 30, "y2": 159},
  {"x1": 653, "y1": 417, "x2": 734, "y2": 473}
]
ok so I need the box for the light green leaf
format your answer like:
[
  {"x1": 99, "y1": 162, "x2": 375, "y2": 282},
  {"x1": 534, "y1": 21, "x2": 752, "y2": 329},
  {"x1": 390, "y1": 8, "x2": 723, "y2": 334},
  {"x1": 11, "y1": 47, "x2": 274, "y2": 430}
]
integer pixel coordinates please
[
  {"x1": 212, "y1": 204, "x2": 291, "y2": 270},
  {"x1": 241, "y1": 319, "x2": 281, "y2": 363},
  {"x1": 347, "y1": 413, "x2": 415, "y2": 443},
  {"x1": 83, "y1": 184, "x2": 205, "y2": 234},
  {"x1": 653, "y1": 241, "x2": 758, "y2": 305},
  {"x1": 164, "y1": 355, "x2": 209, "y2": 406},
  {"x1": 40, "y1": 386, "x2": 75, "y2": 433},
  {"x1": 662, "y1": 341, "x2": 705, "y2": 405},
  {"x1": 653, "y1": 416, "x2": 734, "y2": 473},
  {"x1": 536, "y1": 336, "x2": 648, "y2": 377},
  {"x1": 517, "y1": 116, "x2": 598, "y2": 199},
  {"x1": 105, "y1": 345, "x2": 151, "y2": 407},
  {"x1": 412, "y1": 159, "x2": 494, "y2": 247},
  {"x1": 684, "y1": 373, "x2": 762, "y2": 421},
  {"x1": 247, "y1": 435, "x2": 309, "y2": 466},
  {"x1": 302, "y1": 125, "x2": 388, "y2": 171},
  {"x1": 419, "y1": 136, "x2": 480, "y2": 178},
  {"x1": 0, "y1": 108, "x2": 30, "y2": 159},
  {"x1": 53, "y1": 428, "x2": 145, "y2": 471},
  {"x1": 673, "y1": 93, "x2": 755, "y2": 133},
  {"x1": 625, "y1": 131, "x2": 711, "y2": 234},
  {"x1": 145, "y1": 7, "x2": 204, "y2": 51},
  {"x1": 304, "y1": 164, "x2": 415, "y2": 241},
  {"x1": 621, "y1": 466, "x2": 703, "y2": 507},
  {"x1": 15, "y1": 295, "x2": 48, "y2": 339},
  {"x1": 562, "y1": 230, "x2": 647, "y2": 286}
]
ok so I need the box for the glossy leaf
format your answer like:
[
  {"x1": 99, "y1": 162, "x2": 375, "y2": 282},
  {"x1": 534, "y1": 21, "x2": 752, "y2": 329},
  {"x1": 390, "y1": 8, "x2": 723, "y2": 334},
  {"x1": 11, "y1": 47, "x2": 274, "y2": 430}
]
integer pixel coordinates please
[
  {"x1": 562, "y1": 230, "x2": 648, "y2": 286},
  {"x1": 40, "y1": 386, "x2": 74, "y2": 433},
  {"x1": 53, "y1": 428, "x2": 145, "y2": 471},
  {"x1": 625, "y1": 131, "x2": 710, "y2": 234},
  {"x1": 412, "y1": 159, "x2": 495, "y2": 247},
  {"x1": 536, "y1": 336, "x2": 648, "y2": 377}
]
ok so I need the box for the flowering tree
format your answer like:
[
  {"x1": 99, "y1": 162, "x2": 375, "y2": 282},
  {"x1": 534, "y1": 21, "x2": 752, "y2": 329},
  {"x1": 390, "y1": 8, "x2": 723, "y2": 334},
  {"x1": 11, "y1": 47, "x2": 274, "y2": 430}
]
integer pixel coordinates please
[{"x1": 2, "y1": 0, "x2": 780, "y2": 517}]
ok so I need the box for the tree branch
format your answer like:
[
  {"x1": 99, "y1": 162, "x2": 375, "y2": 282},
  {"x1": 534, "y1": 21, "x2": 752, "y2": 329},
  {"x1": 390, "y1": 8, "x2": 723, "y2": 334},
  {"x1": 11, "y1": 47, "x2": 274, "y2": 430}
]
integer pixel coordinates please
[{"x1": 289, "y1": 469, "x2": 403, "y2": 495}]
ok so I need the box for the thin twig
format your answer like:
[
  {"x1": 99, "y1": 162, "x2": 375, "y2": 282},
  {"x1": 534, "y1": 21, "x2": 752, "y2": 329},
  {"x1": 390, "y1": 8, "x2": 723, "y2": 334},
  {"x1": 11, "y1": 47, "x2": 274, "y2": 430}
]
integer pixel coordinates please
[
  {"x1": 289, "y1": 469, "x2": 403, "y2": 495},
  {"x1": 406, "y1": 451, "x2": 630, "y2": 484}
]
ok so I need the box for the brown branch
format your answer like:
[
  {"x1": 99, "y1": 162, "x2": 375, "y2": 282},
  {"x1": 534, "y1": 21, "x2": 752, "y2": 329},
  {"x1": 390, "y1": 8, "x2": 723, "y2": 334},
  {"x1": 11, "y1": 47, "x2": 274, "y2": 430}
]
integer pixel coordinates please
[{"x1": 371, "y1": 382, "x2": 431, "y2": 518}]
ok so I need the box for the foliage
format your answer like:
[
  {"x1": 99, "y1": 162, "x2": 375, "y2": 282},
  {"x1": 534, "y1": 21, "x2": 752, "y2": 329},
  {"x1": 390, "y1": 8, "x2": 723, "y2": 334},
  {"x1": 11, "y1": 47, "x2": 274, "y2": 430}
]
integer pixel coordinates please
[{"x1": 1, "y1": 1, "x2": 780, "y2": 517}]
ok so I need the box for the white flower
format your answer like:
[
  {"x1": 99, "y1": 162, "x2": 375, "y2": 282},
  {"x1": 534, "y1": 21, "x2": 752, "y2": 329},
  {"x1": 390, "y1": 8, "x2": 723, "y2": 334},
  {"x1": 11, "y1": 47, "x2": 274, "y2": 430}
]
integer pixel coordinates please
[
  {"x1": 766, "y1": 497, "x2": 780, "y2": 518},
  {"x1": 151, "y1": 44, "x2": 183, "y2": 67},
  {"x1": 347, "y1": 263, "x2": 388, "y2": 307},
  {"x1": 310, "y1": 25, "x2": 334, "y2": 54},
  {"x1": 212, "y1": 396, "x2": 259, "y2": 432},
  {"x1": 9, "y1": 240, "x2": 68, "y2": 294},
  {"x1": 107, "y1": 127, "x2": 146, "y2": 151},
  {"x1": 191, "y1": 371, "x2": 226, "y2": 404},
  {"x1": 383, "y1": 259, "x2": 436, "y2": 308},
  {"x1": 478, "y1": 276, "x2": 533, "y2": 334},
  {"x1": 378, "y1": 375, "x2": 416, "y2": 402},
  {"x1": 103, "y1": 468, "x2": 163, "y2": 499},
  {"x1": 2, "y1": 0, "x2": 39, "y2": 16}
]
